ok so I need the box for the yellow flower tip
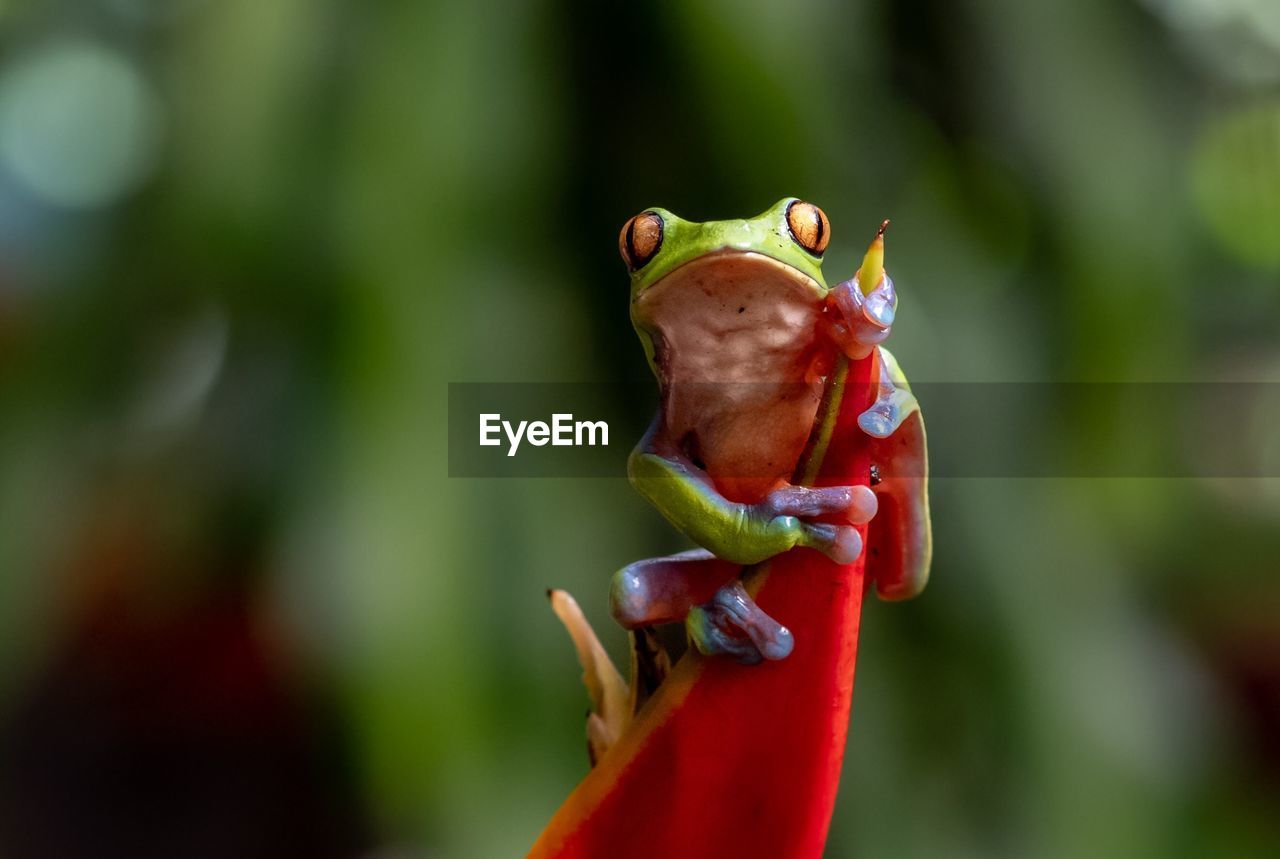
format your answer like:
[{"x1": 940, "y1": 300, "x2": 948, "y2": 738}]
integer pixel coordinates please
[
  {"x1": 858, "y1": 219, "x2": 889, "y2": 295},
  {"x1": 548, "y1": 587, "x2": 630, "y2": 761}
]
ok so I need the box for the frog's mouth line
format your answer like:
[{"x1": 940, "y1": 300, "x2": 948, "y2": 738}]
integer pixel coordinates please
[{"x1": 633, "y1": 250, "x2": 826, "y2": 306}]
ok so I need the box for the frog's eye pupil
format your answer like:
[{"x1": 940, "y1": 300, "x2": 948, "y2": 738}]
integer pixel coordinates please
[
  {"x1": 786, "y1": 200, "x2": 830, "y2": 257},
  {"x1": 620, "y1": 212, "x2": 664, "y2": 270}
]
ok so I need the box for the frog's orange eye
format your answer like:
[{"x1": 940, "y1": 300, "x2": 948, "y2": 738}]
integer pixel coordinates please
[
  {"x1": 620, "y1": 211, "x2": 664, "y2": 271},
  {"x1": 786, "y1": 200, "x2": 830, "y2": 257}
]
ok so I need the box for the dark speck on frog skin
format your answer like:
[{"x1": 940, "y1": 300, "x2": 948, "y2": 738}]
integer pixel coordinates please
[{"x1": 738, "y1": 306, "x2": 745, "y2": 313}]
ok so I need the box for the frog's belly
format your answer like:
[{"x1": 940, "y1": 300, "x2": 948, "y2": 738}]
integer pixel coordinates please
[
  {"x1": 663, "y1": 376, "x2": 823, "y2": 503},
  {"x1": 634, "y1": 252, "x2": 828, "y2": 503}
]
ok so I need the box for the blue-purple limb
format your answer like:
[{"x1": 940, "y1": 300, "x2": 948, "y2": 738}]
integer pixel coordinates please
[
  {"x1": 858, "y1": 345, "x2": 919, "y2": 439},
  {"x1": 610, "y1": 549, "x2": 740, "y2": 629},
  {"x1": 609, "y1": 549, "x2": 794, "y2": 665},
  {"x1": 826, "y1": 272, "x2": 897, "y2": 360},
  {"x1": 687, "y1": 580, "x2": 794, "y2": 665},
  {"x1": 761, "y1": 483, "x2": 877, "y2": 522}
]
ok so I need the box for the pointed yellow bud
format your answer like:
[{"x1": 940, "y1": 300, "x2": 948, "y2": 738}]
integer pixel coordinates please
[{"x1": 858, "y1": 219, "x2": 890, "y2": 296}]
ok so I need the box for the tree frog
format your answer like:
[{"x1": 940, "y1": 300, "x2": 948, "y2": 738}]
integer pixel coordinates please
[{"x1": 607, "y1": 198, "x2": 931, "y2": 665}]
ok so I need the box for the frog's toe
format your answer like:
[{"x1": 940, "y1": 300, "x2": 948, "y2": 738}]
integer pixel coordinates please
[
  {"x1": 760, "y1": 484, "x2": 876, "y2": 530},
  {"x1": 857, "y1": 406, "x2": 896, "y2": 439},
  {"x1": 763, "y1": 484, "x2": 851, "y2": 518},
  {"x1": 861, "y1": 272, "x2": 898, "y2": 328},
  {"x1": 827, "y1": 526, "x2": 864, "y2": 565},
  {"x1": 755, "y1": 624, "x2": 795, "y2": 661},
  {"x1": 800, "y1": 521, "x2": 864, "y2": 564},
  {"x1": 845, "y1": 484, "x2": 879, "y2": 524}
]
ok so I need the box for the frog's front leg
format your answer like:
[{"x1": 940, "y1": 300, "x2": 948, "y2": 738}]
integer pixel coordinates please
[
  {"x1": 823, "y1": 273, "x2": 917, "y2": 439},
  {"x1": 824, "y1": 271, "x2": 897, "y2": 361},
  {"x1": 628, "y1": 423, "x2": 877, "y2": 567},
  {"x1": 858, "y1": 345, "x2": 919, "y2": 439}
]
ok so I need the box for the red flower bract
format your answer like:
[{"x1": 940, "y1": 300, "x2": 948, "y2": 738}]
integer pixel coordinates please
[{"x1": 531, "y1": 350, "x2": 879, "y2": 859}]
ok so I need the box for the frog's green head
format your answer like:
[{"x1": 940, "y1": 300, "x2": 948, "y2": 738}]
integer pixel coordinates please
[
  {"x1": 620, "y1": 198, "x2": 833, "y2": 376},
  {"x1": 620, "y1": 198, "x2": 831, "y2": 294}
]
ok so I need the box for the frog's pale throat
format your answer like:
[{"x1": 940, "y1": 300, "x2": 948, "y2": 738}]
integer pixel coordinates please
[{"x1": 632, "y1": 250, "x2": 828, "y2": 503}]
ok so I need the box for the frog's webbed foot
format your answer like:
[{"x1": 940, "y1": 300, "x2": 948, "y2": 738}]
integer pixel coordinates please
[
  {"x1": 757, "y1": 482, "x2": 877, "y2": 564},
  {"x1": 858, "y1": 346, "x2": 919, "y2": 439},
  {"x1": 687, "y1": 580, "x2": 794, "y2": 665},
  {"x1": 825, "y1": 272, "x2": 897, "y2": 361}
]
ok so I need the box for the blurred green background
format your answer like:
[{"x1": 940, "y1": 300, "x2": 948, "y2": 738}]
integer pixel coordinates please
[{"x1": 1, "y1": 0, "x2": 1279, "y2": 856}]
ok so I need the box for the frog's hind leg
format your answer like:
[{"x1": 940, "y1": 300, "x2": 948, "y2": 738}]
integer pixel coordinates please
[
  {"x1": 609, "y1": 549, "x2": 740, "y2": 629},
  {"x1": 611, "y1": 550, "x2": 792, "y2": 666}
]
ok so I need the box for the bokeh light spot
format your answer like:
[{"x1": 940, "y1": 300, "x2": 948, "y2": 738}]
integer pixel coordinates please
[
  {"x1": 1191, "y1": 102, "x2": 1280, "y2": 270},
  {"x1": 0, "y1": 40, "x2": 163, "y2": 209}
]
